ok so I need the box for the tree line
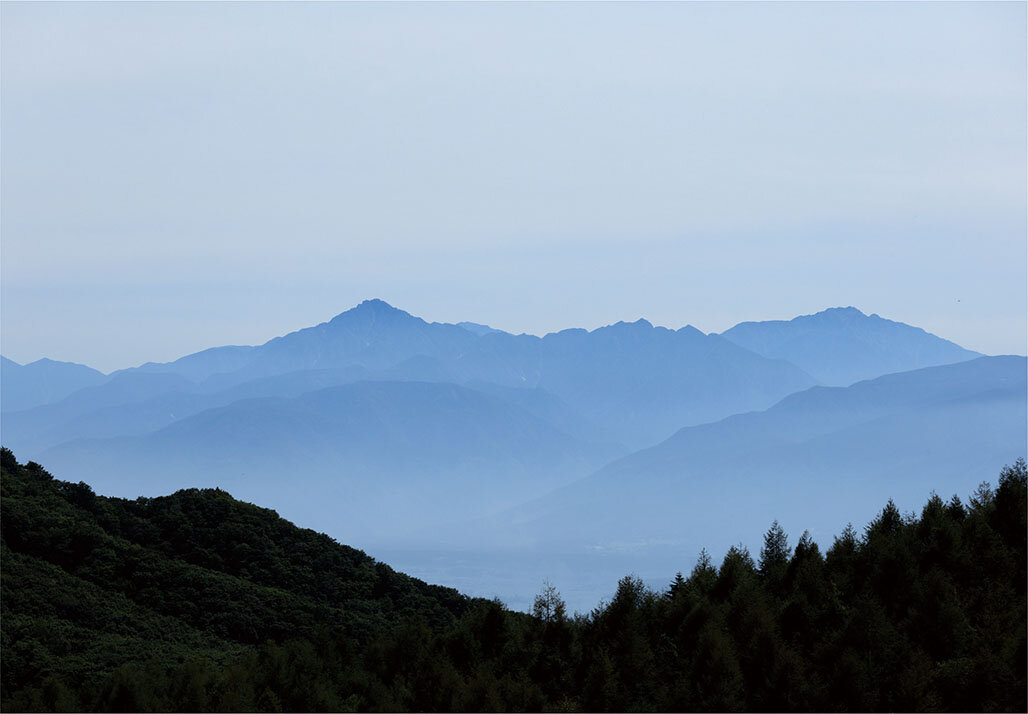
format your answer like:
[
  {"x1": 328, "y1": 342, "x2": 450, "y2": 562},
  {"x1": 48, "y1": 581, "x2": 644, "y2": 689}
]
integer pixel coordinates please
[{"x1": 1, "y1": 447, "x2": 1024, "y2": 711}]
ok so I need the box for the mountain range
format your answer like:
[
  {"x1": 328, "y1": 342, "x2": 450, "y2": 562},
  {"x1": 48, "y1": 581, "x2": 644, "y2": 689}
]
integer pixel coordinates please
[
  {"x1": 373, "y1": 354, "x2": 1025, "y2": 609},
  {"x1": 2, "y1": 300, "x2": 1018, "y2": 607},
  {"x1": 3, "y1": 301, "x2": 981, "y2": 453},
  {"x1": 35, "y1": 380, "x2": 616, "y2": 542},
  {"x1": 457, "y1": 355, "x2": 1026, "y2": 551}
]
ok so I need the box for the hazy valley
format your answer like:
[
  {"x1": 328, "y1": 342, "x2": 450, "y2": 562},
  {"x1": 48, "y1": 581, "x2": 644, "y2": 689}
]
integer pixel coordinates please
[{"x1": 3, "y1": 300, "x2": 1021, "y2": 611}]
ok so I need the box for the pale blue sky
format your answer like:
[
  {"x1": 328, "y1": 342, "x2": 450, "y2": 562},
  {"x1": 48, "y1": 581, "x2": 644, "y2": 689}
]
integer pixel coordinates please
[{"x1": 2, "y1": 1, "x2": 1025, "y2": 372}]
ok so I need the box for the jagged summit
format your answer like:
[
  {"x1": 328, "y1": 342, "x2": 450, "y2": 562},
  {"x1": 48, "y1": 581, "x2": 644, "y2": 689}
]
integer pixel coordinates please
[
  {"x1": 817, "y1": 306, "x2": 865, "y2": 317},
  {"x1": 328, "y1": 299, "x2": 416, "y2": 325},
  {"x1": 349, "y1": 298, "x2": 402, "y2": 314},
  {"x1": 356, "y1": 298, "x2": 397, "y2": 311},
  {"x1": 606, "y1": 318, "x2": 654, "y2": 330},
  {"x1": 744, "y1": 306, "x2": 868, "y2": 325},
  {"x1": 798, "y1": 306, "x2": 905, "y2": 324}
]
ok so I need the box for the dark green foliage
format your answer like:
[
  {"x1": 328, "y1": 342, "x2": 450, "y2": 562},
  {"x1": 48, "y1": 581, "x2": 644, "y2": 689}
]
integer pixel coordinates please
[
  {"x1": 759, "y1": 520, "x2": 790, "y2": 573},
  {"x1": 2, "y1": 447, "x2": 1025, "y2": 712},
  {"x1": 0, "y1": 448, "x2": 475, "y2": 711}
]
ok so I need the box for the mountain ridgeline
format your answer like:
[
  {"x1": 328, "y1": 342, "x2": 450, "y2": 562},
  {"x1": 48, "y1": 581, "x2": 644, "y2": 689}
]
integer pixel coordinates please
[
  {"x1": 35, "y1": 381, "x2": 616, "y2": 542},
  {"x1": 0, "y1": 301, "x2": 1015, "y2": 609},
  {"x1": 719, "y1": 306, "x2": 981, "y2": 386},
  {"x1": 0, "y1": 356, "x2": 107, "y2": 412},
  {"x1": 3, "y1": 299, "x2": 823, "y2": 453},
  {"x1": 1, "y1": 451, "x2": 1024, "y2": 712},
  {"x1": 463, "y1": 356, "x2": 1027, "y2": 552},
  {"x1": 3, "y1": 302, "x2": 983, "y2": 453}
]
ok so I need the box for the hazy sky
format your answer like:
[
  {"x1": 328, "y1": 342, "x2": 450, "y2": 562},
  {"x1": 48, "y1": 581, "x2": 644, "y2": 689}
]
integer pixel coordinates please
[{"x1": 2, "y1": 1, "x2": 1025, "y2": 373}]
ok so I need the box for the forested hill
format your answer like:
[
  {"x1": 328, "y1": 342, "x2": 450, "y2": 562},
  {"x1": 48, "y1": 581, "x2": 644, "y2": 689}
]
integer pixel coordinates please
[
  {"x1": 2, "y1": 448, "x2": 1026, "y2": 712},
  {"x1": 0, "y1": 447, "x2": 477, "y2": 710}
]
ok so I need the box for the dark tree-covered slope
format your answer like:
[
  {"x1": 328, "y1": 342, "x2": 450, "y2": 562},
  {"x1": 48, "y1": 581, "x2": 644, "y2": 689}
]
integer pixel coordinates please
[
  {"x1": 2, "y1": 449, "x2": 1024, "y2": 712},
  {"x1": 0, "y1": 447, "x2": 475, "y2": 710}
]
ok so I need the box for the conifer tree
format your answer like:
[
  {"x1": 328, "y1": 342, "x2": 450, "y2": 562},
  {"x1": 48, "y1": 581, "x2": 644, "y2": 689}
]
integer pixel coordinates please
[{"x1": 759, "y1": 520, "x2": 790, "y2": 574}]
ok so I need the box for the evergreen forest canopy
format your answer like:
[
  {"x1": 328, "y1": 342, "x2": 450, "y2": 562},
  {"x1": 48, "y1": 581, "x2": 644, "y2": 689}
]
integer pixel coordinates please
[{"x1": 1, "y1": 447, "x2": 1025, "y2": 712}]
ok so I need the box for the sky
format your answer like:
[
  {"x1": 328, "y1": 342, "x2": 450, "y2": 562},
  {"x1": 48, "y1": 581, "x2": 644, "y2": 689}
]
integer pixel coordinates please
[{"x1": 2, "y1": 1, "x2": 1025, "y2": 373}]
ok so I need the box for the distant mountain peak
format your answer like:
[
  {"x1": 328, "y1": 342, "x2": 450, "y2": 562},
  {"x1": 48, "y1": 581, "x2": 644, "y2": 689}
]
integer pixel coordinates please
[
  {"x1": 720, "y1": 307, "x2": 980, "y2": 386},
  {"x1": 356, "y1": 298, "x2": 399, "y2": 312},
  {"x1": 819, "y1": 306, "x2": 866, "y2": 317},
  {"x1": 328, "y1": 299, "x2": 415, "y2": 325},
  {"x1": 1, "y1": 355, "x2": 108, "y2": 412},
  {"x1": 606, "y1": 318, "x2": 653, "y2": 331},
  {"x1": 730, "y1": 307, "x2": 886, "y2": 329}
]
